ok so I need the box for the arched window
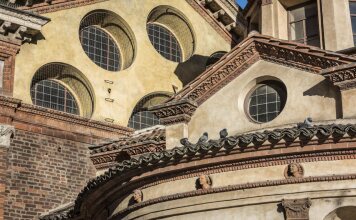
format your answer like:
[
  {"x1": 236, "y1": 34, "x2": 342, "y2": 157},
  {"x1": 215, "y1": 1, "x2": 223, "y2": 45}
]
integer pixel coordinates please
[
  {"x1": 80, "y1": 25, "x2": 121, "y2": 71},
  {"x1": 147, "y1": 23, "x2": 182, "y2": 62},
  {"x1": 128, "y1": 93, "x2": 171, "y2": 130},
  {"x1": 31, "y1": 79, "x2": 79, "y2": 115}
]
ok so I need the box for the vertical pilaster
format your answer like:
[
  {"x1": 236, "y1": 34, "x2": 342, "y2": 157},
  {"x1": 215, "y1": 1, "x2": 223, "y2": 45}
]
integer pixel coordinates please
[
  {"x1": 0, "y1": 125, "x2": 14, "y2": 220},
  {"x1": 321, "y1": 0, "x2": 354, "y2": 50}
]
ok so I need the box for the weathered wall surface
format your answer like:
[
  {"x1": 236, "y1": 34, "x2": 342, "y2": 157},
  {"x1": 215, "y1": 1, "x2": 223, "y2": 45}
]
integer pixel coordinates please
[
  {"x1": 116, "y1": 159, "x2": 356, "y2": 220},
  {"x1": 13, "y1": 0, "x2": 231, "y2": 126},
  {"x1": 4, "y1": 129, "x2": 96, "y2": 220},
  {"x1": 187, "y1": 60, "x2": 339, "y2": 142}
]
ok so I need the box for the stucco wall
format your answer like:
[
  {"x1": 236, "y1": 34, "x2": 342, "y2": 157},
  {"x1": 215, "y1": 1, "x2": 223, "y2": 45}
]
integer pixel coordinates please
[
  {"x1": 187, "y1": 60, "x2": 339, "y2": 143},
  {"x1": 13, "y1": 0, "x2": 231, "y2": 125}
]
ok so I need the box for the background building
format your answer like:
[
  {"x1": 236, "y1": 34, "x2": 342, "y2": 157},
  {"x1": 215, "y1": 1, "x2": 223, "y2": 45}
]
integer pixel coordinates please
[{"x1": 0, "y1": 0, "x2": 355, "y2": 219}]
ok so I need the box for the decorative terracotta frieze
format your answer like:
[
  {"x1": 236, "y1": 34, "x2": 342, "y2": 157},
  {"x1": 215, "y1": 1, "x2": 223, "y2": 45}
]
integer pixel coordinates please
[
  {"x1": 322, "y1": 63, "x2": 356, "y2": 90},
  {"x1": 150, "y1": 99, "x2": 198, "y2": 125},
  {"x1": 281, "y1": 198, "x2": 312, "y2": 220}
]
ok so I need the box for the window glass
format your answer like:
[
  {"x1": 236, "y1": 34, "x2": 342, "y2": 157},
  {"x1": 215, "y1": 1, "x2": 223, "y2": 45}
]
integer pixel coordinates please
[
  {"x1": 248, "y1": 83, "x2": 286, "y2": 123},
  {"x1": 289, "y1": 3, "x2": 319, "y2": 47},
  {"x1": 80, "y1": 25, "x2": 120, "y2": 71},
  {"x1": 147, "y1": 23, "x2": 182, "y2": 62},
  {"x1": 30, "y1": 80, "x2": 79, "y2": 115},
  {"x1": 350, "y1": 2, "x2": 356, "y2": 14}
]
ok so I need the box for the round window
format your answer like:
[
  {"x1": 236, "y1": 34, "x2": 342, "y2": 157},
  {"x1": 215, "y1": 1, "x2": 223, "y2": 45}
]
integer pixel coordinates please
[
  {"x1": 147, "y1": 6, "x2": 195, "y2": 63},
  {"x1": 80, "y1": 25, "x2": 121, "y2": 71},
  {"x1": 79, "y1": 10, "x2": 136, "y2": 71},
  {"x1": 247, "y1": 81, "x2": 286, "y2": 123},
  {"x1": 147, "y1": 23, "x2": 182, "y2": 62}
]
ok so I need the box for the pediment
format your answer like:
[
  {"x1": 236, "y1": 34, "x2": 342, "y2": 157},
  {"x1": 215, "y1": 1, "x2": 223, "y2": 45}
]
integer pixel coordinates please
[{"x1": 151, "y1": 34, "x2": 356, "y2": 125}]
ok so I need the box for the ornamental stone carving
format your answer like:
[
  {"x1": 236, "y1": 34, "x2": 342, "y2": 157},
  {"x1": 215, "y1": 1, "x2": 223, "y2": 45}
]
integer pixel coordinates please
[
  {"x1": 150, "y1": 99, "x2": 198, "y2": 125},
  {"x1": 132, "y1": 189, "x2": 143, "y2": 203},
  {"x1": 197, "y1": 174, "x2": 212, "y2": 190},
  {"x1": 281, "y1": 198, "x2": 312, "y2": 220},
  {"x1": 322, "y1": 63, "x2": 356, "y2": 90},
  {"x1": 284, "y1": 163, "x2": 304, "y2": 179},
  {"x1": 0, "y1": 124, "x2": 15, "y2": 147}
]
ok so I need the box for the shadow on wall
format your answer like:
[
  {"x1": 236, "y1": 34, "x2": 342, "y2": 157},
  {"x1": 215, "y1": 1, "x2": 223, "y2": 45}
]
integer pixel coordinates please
[
  {"x1": 174, "y1": 54, "x2": 209, "y2": 86},
  {"x1": 303, "y1": 79, "x2": 343, "y2": 119}
]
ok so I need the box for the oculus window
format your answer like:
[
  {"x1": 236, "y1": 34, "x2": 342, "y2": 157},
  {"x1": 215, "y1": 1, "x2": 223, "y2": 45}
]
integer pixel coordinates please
[
  {"x1": 79, "y1": 10, "x2": 136, "y2": 71},
  {"x1": 147, "y1": 23, "x2": 182, "y2": 62},
  {"x1": 31, "y1": 80, "x2": 79, "y2": 115},
  {"x1": 247, "y1": 81, "x2": 286, "y2": 123},
  {"x1": 80, "y1": 25, "x2": 121, "y2": 71},
  {"x1": 31, "y1": 63, "x2": 94, "y2": 118},
  {"x1": 147, "y1": 6, "x2": 195, "y2": 62},
  {"x1": 289, "y1": 2, "x2": 320, "y2": 47}
]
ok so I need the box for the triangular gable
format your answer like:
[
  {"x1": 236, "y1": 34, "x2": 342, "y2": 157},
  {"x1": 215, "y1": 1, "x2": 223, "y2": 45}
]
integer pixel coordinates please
[{"x1": 150, "y1": 34, "x2": 356, "y2": 125}]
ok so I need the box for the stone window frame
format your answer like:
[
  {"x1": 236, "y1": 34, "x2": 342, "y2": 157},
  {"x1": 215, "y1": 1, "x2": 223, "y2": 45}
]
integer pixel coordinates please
[{"x1": 287, "y1": 1, "x2": 321, "y2": 47}]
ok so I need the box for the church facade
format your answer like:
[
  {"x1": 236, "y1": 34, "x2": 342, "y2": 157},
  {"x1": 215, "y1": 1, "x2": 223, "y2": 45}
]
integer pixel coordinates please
[{"x1": 0, "y1": 0, "x2": 356, "y2": 219}]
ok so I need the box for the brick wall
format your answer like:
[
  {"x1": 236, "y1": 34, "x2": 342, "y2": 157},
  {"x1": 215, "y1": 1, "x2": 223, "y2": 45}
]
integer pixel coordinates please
[
  {"x1": 0, "y1": 146, "x2": 7, "y2": 220},
  {"x1": 4, "y1": 129, "x2": 96, "y2": 220}
]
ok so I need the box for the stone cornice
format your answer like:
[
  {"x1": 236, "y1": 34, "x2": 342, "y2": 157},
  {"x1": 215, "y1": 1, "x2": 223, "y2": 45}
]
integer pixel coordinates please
[
  {"x1": 90, "y1": 128, "x2": 166, "y2": 170},
  {"x1": 0, "y1": 95, "x2": 133, "y2": 139},
  {"x1": 49, "y1": 123, "x2": 356, "y2": 219},
  {"x1": 0, "y1": 4, "x2": 50, "y2": 43},
  {"x1": 149, "y1": 99, "x2": 198, "y2": 125},
  {"x1": 322, "y1": 63, "x2": 356, "y2": 90},
  {"x1": 18, "y1": 0, "x2": 108, "y2": 14}
]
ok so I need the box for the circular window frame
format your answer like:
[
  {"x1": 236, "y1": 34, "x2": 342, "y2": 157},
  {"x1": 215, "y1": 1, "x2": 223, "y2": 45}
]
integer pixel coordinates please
[
  {"x1": 146, "y1": 22, "x2": 185, "y2": 63},
  {"x1": 244, "y1": 79, "x2": 287, "y2": 124},
  {"x1": 79, "y1": 24, "x2": 123, "y2": 72},
  {"x1": 79, "y1": 10, "x2": 137, "y2": 72},
  {"x1": 30, "y1": 62, "x2": 95, "y2": 118},
  {"x1": 146, "y1": 5, "x2": 195, "y2": 63}
]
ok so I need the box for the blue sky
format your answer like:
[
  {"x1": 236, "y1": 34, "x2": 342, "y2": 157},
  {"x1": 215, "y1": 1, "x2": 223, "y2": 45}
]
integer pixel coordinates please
[{"x1": 236, "y1": 0, "x2": 248, "y2": 8}]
